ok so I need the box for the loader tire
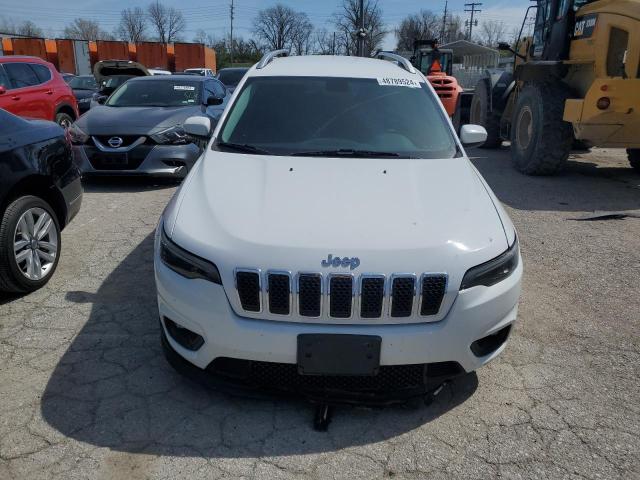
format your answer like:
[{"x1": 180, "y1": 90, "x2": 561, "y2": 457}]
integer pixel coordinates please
[
  {"x1": 470, "y1": 79, "x2": 502, "y2": 148},
  {"x1": 628, "y1": 149, "x2": 640, "y2": 172},
  {"x1": 510, "y1": 83, "x2": 573, "y2": 175}
]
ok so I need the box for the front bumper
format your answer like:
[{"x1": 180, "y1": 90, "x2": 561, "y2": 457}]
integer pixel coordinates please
[
  {"x1": 154, "y1": 234, "x2": 522, "y2": 399},
  {"x1": 73, "y1": 143, "x2": 202, "y2": 177}
]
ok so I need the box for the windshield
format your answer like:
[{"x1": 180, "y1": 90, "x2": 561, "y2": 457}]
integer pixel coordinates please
[
  {"x1": 106, "y1": 79, "x2": 201, "y2": 107},
  {"x1": 68, "y1": 76, "x2": 97, "y2": 90},
  {"x1": 217, "y1": 69, "x2": 247, "y2": 87},
  {"x1": 101, "y1": 75, "x2": 134, "y2": 90},
  {"x1": 217, "y1": 76, "x2": 457, "y2": 158}
]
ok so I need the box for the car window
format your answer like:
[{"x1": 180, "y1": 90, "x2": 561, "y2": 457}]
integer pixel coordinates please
[
  {"x1": 218, "y1": 76, "x2": 457, "y2": 159},
  {"x1": 30, "y1": 64, "x2": 52, "y2": 84},
  {"x1": 205, "y1": 79, "x2": 225, "y2": 99},
  {"x1": 68, "y1": 76, "x2": 97, "y2": 90},
  {"x1": 217, "y1": 69, "x2": 247, "y2": 87},
  {"x1": 0, "y1": 65, "x2": 10, "y2": 89},
  {"x1": 4, "y1": 63, "x2": 40, "y2": 88},
  {"x1": 106, "y1": 79, "x2": 202, "y2": 107}
]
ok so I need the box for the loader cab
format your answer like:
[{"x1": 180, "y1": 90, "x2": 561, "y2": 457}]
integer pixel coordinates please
[
  {"x1": 530, "y1": 0, "x2": 597, "y2": 61},
  {"x1": 411, "y1": 40, "x2": 454, "y2": 76}
]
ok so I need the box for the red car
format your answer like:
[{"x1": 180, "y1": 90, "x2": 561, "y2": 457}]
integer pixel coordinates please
[{"x1": 0, "y1": 56, "x2": 78, "y2": 127}]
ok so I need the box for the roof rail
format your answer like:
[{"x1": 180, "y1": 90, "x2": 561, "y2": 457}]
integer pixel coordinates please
[
  {"x1": 256, "y1": 49, "x2": 289, "y2": 69},
  {"x1": 375, "y1": 51, "x2": 416, "y2": 75}
]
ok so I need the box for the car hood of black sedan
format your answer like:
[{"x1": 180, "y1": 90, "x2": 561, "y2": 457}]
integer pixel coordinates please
[
  {"x1": 73, "y1": 89, "x2": 96, "y2": 100},
  {"x1": 74, "y1": 105, "x2": 204, "y2": 136}
]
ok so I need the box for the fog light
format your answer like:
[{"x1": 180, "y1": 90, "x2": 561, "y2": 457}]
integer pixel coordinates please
[
  {"x1": 470, "y1": 325, "x2": 512, "y2": 357},
  {"x1": 164, "y1": 317, "x2": 204, "y2": 351},
  {"x1": 596, "y1": 97, "x2": 610, "y2": 110}
]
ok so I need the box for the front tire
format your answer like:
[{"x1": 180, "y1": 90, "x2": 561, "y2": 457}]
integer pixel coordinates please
[
  {"x1": 55, "y1": 112, "x2": 74, "y2": 128},
  {"x1": 628, "y1": 149, "x2": 640, "y2": 172},
  {"x1": 510, "y1": 83, "x2": 573, "y2": 175},
  {"x1": 0, "y1": 196, "x2": 61, "y2": 293},
  {"x1": 470, "y1": 79, "x2": 501, "y2": 148}
]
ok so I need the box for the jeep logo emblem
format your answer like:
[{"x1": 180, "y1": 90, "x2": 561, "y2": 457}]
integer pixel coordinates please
[
  {"x1": 108, "y1": 136, "x2": 123, "y2": 148},
  {"x1": 321, "y1": 254, "x2": 360, "y2": 270}
]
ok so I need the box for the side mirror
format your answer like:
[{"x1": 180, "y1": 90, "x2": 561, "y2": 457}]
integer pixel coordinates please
[
  {"x1": 0, "y1": 85, "x2": 6, "y2": 95},
  {"x1": 460, "y1": 124, "x2": 488, "y2": 148},
  {"x1": 183, "y1": 116, "x2": 212, "y2": 138},
  {"x1": 206, "y1": 95, "x2": 223, "y2": 106},
  {"x1": 96, "y1": 96, "x2": 107, "y2": 105}
]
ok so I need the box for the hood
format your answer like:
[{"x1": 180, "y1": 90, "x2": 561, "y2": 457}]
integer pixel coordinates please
[
  {"x1": 93, "y1": 60, "x2": 149, "y2": 84},
  {"x1": 75, "y1": 105, "x2": 203, "y2": 136},
  {"x1": 169, "y1": 153, "x2": 510, "y2": 306},
  {"x1": 73, "y1": 89, "x2": 95, "y2": 100}
]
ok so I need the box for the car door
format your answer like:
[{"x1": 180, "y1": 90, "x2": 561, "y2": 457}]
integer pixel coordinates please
[
  {"x1": 0, "y1": 65, "x2": 12, "y2": 113},
  {"x1": 29, "y1": 63, "x2": 57, "y2": 121},
  {"x1": 2, "y1": 62, "x2": 49, "y2": 120},
  {"x1": 203, "y1": 79, "x2": 227, "y2": 125}
]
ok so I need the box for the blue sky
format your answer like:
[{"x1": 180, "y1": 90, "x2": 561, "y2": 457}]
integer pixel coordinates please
[{"x1": 1, "y1": 0, "x2": 530, "y2": 48}]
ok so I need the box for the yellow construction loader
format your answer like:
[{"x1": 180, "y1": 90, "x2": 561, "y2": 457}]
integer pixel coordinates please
[{"x1": 471, "y1": 0, "x2": 640, "y2": 174}]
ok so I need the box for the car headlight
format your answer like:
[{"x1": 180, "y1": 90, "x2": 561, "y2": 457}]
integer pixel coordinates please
[
  {"x1": 160, "y1": 225, "x2": 222, "y2": 284},
  {"x1": 460, "y1": 236, "x2": 519, "y2": 290},
  {"x1": 151, "y1": 125, "x2": 189, "y2": 145},
  {"x1": 78, "y1": 97, "x2": 91, "y2": 103},
  {"x1": 68, "y1": 123, "x2": 89, "y2": 144}
]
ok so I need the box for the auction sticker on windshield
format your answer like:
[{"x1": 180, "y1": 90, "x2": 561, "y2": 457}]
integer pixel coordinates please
[
  {"x1": 377, "y1": 77, "x2": 421, "y2": 88},
  {"x1": 174, "y1": 85, "x2": 196, "y2": 91}
]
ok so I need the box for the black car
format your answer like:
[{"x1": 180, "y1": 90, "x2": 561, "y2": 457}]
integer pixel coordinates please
[
  {"x1": 0, "y1": 109, "x2": 82, "y2": 293},
  {"x1": 70, "y1": 75, "x2": 228, "y2": 177},
  {"x1": 216, "y1": 67, "x2": 249, "y2": 94},
  {"x1": 67, "y1": 75, "x2": 98, "y2": 114}
]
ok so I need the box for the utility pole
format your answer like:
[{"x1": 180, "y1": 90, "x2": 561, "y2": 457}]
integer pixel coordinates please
[
  {"x1": 356, "y1": 0, "x2": 365, "y2": 56},
  {"x1": 229, "y1": 0, "x2": 234, "y2": 65},
  {"x1": 464, "y1": 2, "x2": 482, "y2": 41},
  {"x1": 441, "y1": 0, "x2": 448, "y2": 44},
  {"x1": 333, "y1": 31, "x2": 336, "y2": 55}
]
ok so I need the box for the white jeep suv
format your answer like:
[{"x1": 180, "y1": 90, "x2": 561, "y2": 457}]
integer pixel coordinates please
[{"x1": 154, "y1": 51, "x2": 522, "y2": 403}]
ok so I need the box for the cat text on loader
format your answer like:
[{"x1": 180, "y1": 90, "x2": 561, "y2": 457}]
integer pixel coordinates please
[
  {"x1": 470, "y1": 0, "x2": 640, "y2": 175},
  {"x1": 410, "y1": 40, "x2": 463, "y2": 129}
]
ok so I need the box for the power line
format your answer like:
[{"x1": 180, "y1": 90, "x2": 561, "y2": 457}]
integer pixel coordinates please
[{"x1": 464, "y1": 2, "x2": 482, "y2": 41}]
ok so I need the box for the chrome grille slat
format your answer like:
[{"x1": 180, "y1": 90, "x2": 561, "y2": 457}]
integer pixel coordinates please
[{"x1": 235, "y1": 270, "x2": 448, "y2": 320}]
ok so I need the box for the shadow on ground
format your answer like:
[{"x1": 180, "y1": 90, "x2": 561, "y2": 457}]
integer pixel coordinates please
[
  {"x1": 471, "y1": 147, "x2": 640, "y2": 213},
  {"x1": 41, "y1": 234, "x2": 478, "y2": 457},
  {"x1": 82, "y1": 176, "x2": 181, "y2": 194}
]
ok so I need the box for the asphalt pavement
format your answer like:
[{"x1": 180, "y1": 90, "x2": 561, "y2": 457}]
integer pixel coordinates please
[{"x1": 0, "y1": 147, "x2": 638, "y2": 479}]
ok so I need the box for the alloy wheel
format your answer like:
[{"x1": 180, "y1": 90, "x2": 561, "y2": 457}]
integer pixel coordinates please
[{"x1": 13, "y1": 208, "x2": 58, "y2": 281}]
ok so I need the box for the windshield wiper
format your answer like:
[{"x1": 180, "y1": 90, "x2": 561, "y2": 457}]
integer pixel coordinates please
[
  {"x1": 216, "y1": 142, "x2": 272, "y2": 155},
  {"x1": 292, "y1": 149, "x2": 401, "y2": 158}
]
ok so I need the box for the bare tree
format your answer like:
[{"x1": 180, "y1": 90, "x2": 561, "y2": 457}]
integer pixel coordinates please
[
  {"x1": 332, "y1": 0, "x2": 385, "y2": 56},
  {"x1": 148, "y1": 0, "x2": 186, "y2": 43},
  {"x1": 443, "y1": 14, "x2": 466, "y2": 44},
  {"x1": 252, "y1": 4, "x2": 301, "y2": 51},
  {"x1": 0, "y1": 17, "x2": 44, "y2": 37},
  {"x1": 314, "y1": 29, "x2": 338, "y2": 55},
  {"x1": 117, "y1": 7, "x2": 147, "y2": 43},
  {"x1": 395, "y1": 10, "x2": 441, "y2": 52},
  {"x1": 291, "y1": 13, "x2": 314, "y2": 55},
  {"x1": 478, "y1": 20, "x2": 507, "y2": 47},
  {"x1": 64, "y1": 18, "x2": 113, "y2": 41}
]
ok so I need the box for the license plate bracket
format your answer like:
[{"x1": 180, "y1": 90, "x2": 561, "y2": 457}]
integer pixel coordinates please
[
  {"x1": 96, "y1": 152, "x2": 128, "y2": 166},
  {"x1": 297, "y1": 334, "x2": 381, "y2": 376}
]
